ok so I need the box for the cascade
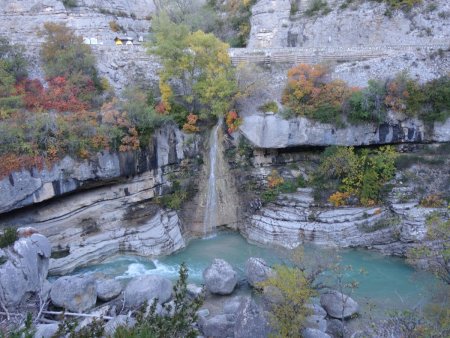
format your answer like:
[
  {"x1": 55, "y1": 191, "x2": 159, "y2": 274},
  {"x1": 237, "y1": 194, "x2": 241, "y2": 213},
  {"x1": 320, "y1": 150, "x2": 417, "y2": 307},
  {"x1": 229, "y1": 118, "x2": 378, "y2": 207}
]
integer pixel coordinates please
[{"x1": 202, "y1": 120, "x2": 222, "y2": 235}]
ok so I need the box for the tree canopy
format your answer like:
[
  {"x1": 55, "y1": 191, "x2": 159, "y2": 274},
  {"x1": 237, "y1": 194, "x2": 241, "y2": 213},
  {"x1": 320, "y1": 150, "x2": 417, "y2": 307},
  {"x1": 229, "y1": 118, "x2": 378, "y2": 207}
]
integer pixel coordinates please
[{"x1": 147, "y1": 14, "x2": 237, "y2": 119}]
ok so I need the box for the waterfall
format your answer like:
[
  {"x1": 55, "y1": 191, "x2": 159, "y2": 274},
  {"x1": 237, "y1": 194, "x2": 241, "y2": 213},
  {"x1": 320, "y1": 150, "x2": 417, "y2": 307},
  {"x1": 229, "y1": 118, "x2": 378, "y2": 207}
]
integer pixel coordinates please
[{"x1": 203, "y1": 120, "x2": 222, "y2": 235}]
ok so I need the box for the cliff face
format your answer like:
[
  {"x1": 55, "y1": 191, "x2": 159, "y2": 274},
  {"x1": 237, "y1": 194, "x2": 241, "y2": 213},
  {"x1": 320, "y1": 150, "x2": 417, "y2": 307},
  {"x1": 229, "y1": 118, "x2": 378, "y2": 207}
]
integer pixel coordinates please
[
  {"x1": 0, "y1": 0, "x2": 158, "y2": 91},
  {"x1": 0, "y1": 123, "x2": 204, "y2": 274},
  {"x1": 249, "y1": 0, "x2": 449, "y2": 48}
]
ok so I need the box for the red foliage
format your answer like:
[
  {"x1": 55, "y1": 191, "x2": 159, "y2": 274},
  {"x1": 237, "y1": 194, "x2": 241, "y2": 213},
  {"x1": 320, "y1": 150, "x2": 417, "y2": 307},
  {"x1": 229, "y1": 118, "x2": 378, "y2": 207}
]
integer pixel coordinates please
[
  {"x1": 155, "y1": 101, "x2": 168, "y2": 115},
  {"x1": 16, "y1": 77, "x2": 93, "y2": 112},
  {"x1": 16, "y1": 79, "x2": 45, "y2": 110}
]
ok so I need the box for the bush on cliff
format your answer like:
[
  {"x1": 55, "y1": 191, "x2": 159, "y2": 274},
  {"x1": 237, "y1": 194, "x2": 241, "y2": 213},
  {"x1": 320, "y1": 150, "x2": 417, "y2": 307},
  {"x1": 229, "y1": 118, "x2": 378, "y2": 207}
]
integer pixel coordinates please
[
  {"x1": 281, "y1": 63, "x2": 449, "y2": 126},
  {"x1": 316, "y1": 145, "x2": 397, "y2": 206}
]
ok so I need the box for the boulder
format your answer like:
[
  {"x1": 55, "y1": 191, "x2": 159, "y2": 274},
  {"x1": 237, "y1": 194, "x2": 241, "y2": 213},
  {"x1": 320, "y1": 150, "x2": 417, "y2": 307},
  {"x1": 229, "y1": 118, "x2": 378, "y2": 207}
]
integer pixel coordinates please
[
  {"x1": 104, "y1": 315, "x2": 137, "y2": 337},
  {"x1": 326, "y1": 319, "x2": 350, "y2": 337},
  {"x1": 203, "y1": 259, "x2": 237, "y2": 295},
  {"x1": 245, "y1": 257, "x2": 273, "y2": 287},
  {"x1": 50, "y1": 275, "x2": 97, "y2": 312},
  {"x1": 96, "y1": 279, "x2": 123, "y2": 302},
  {"x1": 124, "y1": 275, "x2": 172, "y2": 308},
  {"x1": 0, "y1": 234, "x2": 51, "y2": 307},
  {"x1": 303, "y1": 328, "x2": 332, "y2": 338},
  {"x1": 198, "y1": 314, "x2": 235, "y2": 338},
  {"x1": 187, "y1": 283, "x2": 203, "y2": 298},
  {"x1": 234, "y1": 297, "x2": 271, "y2": 338},
  {"x1": 34, "y1": 324, "x2": 59, "y2": 338},
  {"x1": 306, "y1": 303, "x2": 327, "y2": 319},
  {"x1": 305, "y1": 315, "x2": 327, "y2": 332},
  {"x1": 320, "y1": 291, "x2": 359, "y2": 319}
]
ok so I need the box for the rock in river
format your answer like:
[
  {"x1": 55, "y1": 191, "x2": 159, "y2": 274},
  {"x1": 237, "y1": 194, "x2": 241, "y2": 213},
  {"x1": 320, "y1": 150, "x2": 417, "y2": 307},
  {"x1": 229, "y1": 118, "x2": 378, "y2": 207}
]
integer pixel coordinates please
[{"x1": 203, "y1": 259, "x2": 237, "y2": 295}]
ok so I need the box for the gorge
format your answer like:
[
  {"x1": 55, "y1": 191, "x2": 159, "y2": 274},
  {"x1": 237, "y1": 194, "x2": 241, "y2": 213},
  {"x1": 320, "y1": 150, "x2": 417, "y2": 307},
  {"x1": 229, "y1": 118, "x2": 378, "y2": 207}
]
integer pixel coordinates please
[{"x1": 0, "y1": 0, "x2": 449, "y2": 337}]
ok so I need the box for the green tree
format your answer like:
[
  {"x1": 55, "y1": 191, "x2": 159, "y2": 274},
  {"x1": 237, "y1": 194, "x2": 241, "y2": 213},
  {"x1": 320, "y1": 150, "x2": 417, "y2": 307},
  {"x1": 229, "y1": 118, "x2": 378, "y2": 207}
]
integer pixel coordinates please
[
  {"x1": 40, "y1": 23, "x2": 100, "y2": 90},
  {"x1": 259, "y1": 265, "x2": 315, "y2": 338},
  {"x1": 148, "y1": 14, "x2": 237, "y2": 118}
]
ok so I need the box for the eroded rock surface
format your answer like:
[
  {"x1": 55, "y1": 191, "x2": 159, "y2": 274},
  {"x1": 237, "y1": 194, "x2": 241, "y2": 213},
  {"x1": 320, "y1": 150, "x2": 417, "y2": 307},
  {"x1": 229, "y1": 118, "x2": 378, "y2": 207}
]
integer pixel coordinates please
[{"x1": 0, "y1": 233, "x2": 51, "y2": 307}]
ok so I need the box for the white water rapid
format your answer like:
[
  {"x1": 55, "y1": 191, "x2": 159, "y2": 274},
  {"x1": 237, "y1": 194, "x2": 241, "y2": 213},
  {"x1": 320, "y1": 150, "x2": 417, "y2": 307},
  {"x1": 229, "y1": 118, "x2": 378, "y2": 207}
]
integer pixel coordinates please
[{"x1": 203, "y1": 120, "x2": 222, "y2": 235}]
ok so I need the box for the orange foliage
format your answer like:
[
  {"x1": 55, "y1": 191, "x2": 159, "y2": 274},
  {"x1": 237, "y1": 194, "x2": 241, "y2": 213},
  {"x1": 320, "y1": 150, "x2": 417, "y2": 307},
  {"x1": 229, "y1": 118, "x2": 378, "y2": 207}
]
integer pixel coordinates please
[
  {"x1": 267, "y1": 170, "x2": 284, "y2": 188},
  {"x1": 182, "y1": 113, "x2": 200, "y2": 133},
  {"x1": 0, "y1": 153, "x2": 45, "y2": 180},
  {"x1": 328, "y1": 191, "x2": 351, "y2": 207},
  {"x1": 225, "y1": 111, "x2": 242, "y2": 133}
]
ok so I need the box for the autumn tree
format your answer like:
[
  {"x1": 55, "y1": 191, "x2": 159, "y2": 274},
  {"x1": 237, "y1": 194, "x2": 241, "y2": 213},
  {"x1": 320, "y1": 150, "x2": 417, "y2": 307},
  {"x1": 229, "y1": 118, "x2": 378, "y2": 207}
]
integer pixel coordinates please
[
  {"x1": 147, "y1": 14, "x2": 237, "y2": 118},
  {"x1": 259, "y1": 265, "x2": 314, "y2": 337},
  {"x1": 40, "y1": 23, "x2": 101, "y2": 108}
]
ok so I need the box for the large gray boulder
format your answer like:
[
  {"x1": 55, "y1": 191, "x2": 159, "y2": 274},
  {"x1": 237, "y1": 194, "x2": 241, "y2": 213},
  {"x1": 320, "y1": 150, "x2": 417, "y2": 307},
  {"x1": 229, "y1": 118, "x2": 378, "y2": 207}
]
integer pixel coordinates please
[
  {"x1": 320, "y1": 291, "x2": 359, "y2": 319},
  {"x1": 234, "y1": 297, "x2": 271, "y2": 338},
  {"x1": 96, "y1": 279, "x2": 123, "y2": 302},
  {"x1": 203, "y1": 259, "x2": 237, "y2": 295},
  {"x1": 124, "y1": 275, "x2": 172, "y2": 308},
  {"x1": 0, "y1": 233, "x2": 51, "y2": 307},
  {"x1": 50, "y1": 275, "x2": 97, "y2": 312},
  {"x1": 245, "y1": 257, "x2": 274, "y2": 287},
  {"x1": 198, "y1": 314, "x2": 235, "y2": 338}
]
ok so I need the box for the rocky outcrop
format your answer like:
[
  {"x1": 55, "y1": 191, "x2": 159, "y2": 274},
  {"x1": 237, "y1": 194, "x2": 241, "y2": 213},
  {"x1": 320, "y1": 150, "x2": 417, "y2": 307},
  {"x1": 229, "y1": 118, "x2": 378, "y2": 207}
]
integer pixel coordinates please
[
  {"x1": 0, "y1": 124, "x2": 184, "y2": 214},
  {"x1": 203, "y1": 259, "x2": 238, "y2": 295},
  {"x1": 243, "y1": 188, "x2": 395, "y2": 249},
  {"x1": 124, "y1": 275, "x2": 172, "y2": 308},
  {"x1": 320, "y1": 290, "x2": 359, "y2": 319},
  {"x1": 234, "y1": 297, "x2": 271, "y2": 338},
  {"x1": 0, "y1": 233, "x2": 51, "y2": 307},
  {"x1": 249, "y1": 0, "x2": 449, "y2": 48},
  {"x1": 104, "y1": 315, "x2": 137, "y2": 337},
  {"x1": 245, "y1": 257, "x2": 273, "y2": 287},
  {"x1": 0, "y1": 124, "x2": 198, "y2": 275},
  {"x1": 50, "y1": 275, "x2": 97, "y2": 312},
  {"x1": 240, "y1": 114, "x2": 450, "y2": 149}
]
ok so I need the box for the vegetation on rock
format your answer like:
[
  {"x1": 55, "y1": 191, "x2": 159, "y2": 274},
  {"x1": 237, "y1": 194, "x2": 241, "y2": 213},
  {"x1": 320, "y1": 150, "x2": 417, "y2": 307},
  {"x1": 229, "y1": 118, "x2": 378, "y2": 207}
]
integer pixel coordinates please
[
  {"x1": 282, "y1": 63, "x2": 450, "y2": 126},
  {"x1": 0, "y1": 227, "x2": 17, "y2": 248},
  {"x1": 258, "y1": 265, "x2": 314, "y2": 337},
  {"x1": 315, "y1": 146, "x2": 397, "y2": 206}
]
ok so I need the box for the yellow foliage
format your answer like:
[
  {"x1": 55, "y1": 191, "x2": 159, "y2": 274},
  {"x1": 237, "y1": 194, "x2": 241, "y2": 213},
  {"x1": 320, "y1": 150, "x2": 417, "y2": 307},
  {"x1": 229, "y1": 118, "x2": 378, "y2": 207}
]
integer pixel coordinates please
[
  {"x1": 159, "y1": 78, "x2": 172, "y2": 112},
  {"x1": 328, "y1": 191, "x2": 351, "y2": 207}
]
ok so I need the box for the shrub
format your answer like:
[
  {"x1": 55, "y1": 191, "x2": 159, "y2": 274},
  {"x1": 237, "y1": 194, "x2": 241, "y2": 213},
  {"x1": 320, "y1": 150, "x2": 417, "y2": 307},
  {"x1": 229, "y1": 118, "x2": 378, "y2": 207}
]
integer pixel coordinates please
[
  {"x1": 259, "y1": 101, "x2": 279, "y2": 113},
  {"x1": 182, "y1": 113, "x2": 200, "y2": 133},
  {"x1": 317, "y1": 146, "x2": 397, "y2": 206},
  {"x1": 328, "y1": 191, "x2": 351, "y2": 207},
  {"x1": 0, "y1": 227, "x2": 18, "y2": 248},
  {"x1": 305, "y1": 0, "x2": 330, "y2": 16},
  {"x1": 419, "y1": 76, "x2": 450, "y2": 123},
  {"x1": 62, "y1": 0, "x2": 78, "y2": 8},
  {"x1": 347, "y1": 79, "x2": 387, "y2": 124},
  {"x1": 420, "y1": 194, "x2": 446, "y2": 208},
  {"x1": 40, "y1": 22, "x2": 101, "y2": 104},
  {"x1": 225, "y1": 111, "x2": 242, "y2": 133},
  {"x1": 109, "y1": 20, "x2": 124, "y2": 33}
]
